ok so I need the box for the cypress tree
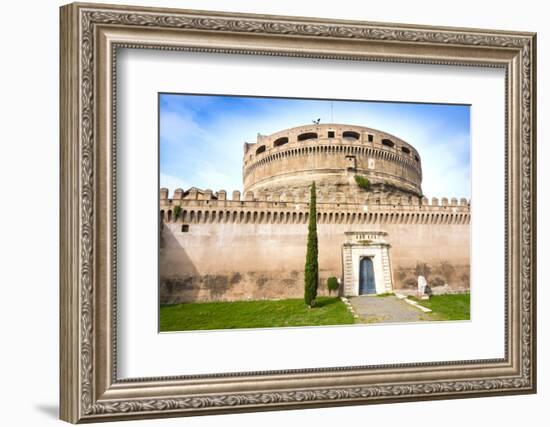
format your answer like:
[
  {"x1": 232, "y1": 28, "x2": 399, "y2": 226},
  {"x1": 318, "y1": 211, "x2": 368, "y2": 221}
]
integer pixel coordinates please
[{"x1": 304, "y1": 181, "x2": 319, "y2": 307}]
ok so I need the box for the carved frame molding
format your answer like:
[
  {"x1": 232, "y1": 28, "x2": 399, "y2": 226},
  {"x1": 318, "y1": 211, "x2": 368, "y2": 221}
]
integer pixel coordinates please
[{"x1": 60, "y1": 2, "x2": 536, "y2": 423}]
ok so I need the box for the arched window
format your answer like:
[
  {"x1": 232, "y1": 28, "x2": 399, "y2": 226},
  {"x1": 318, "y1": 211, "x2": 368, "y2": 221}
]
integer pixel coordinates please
[
  {"x1": 273, "y1": 136, "x2": 289, "y2": 147},
  {"x1": 255, "y1": 145, "x2": 266, "y2": 155},
  {"x1": 381, "y1": 138, "x2": 395, "y2": 148},
  {"x1": 297, "y1": 132, "x2": 318, "y2": 141},
  {"x1": 343, "y1": 131, "x2": 360, "y2": 140},
  {"x1": 414, "y1": 155, "x2": 420, "y2": 162},
  {"x1": 401, "y1": 146, "x2": 411, "y2": 154}
]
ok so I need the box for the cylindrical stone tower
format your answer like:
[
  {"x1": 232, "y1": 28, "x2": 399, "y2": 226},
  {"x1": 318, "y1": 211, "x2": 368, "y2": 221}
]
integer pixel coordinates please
[{"x1": 242, "y1": 124, "x2": 422, "y2": 201}]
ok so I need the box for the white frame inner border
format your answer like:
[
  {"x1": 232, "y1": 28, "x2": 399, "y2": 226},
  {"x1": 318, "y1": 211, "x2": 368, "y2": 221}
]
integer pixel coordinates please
[{"x1": 116, "y1": 49, "x2": 505, "y2": 378}]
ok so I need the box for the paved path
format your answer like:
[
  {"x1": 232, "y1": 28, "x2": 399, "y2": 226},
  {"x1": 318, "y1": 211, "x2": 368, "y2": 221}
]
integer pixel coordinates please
[{"x1": 349, "y1": 295, "x2": 429, "y2": 324}]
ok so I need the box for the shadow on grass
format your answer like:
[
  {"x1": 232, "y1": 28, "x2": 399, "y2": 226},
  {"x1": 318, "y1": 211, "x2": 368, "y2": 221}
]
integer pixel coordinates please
[{"x1": 314, "y1": 297, "x2": 340, "y2": 308}]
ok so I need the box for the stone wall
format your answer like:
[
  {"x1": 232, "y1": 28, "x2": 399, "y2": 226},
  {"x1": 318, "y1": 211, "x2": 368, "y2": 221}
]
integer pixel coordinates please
[{"x1": 159, "y1": 214, "x2": 470, "y2": 304}]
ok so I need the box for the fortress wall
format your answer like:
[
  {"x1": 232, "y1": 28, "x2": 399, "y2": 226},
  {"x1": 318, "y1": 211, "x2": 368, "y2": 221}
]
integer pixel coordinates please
[
  {"x1": 159, "y1": 211, "x2": 470, "y2": 304},
  {"x1": 160, "y1": 193, "x2": 470, "y2": 224}
]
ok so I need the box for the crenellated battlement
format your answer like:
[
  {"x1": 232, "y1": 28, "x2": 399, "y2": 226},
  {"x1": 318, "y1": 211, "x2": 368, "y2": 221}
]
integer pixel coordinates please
[
  {"x1": 159, "y1": 188, "x2": 470, "y2": 225},
  {"x1": 160, "y1": 188, "x2": 469, "y2": 207}
]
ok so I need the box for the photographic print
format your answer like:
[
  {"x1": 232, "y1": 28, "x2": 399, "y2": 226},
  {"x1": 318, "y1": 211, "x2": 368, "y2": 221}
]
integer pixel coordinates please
[{"x1": 158, "y1": 94, "x2": 471, "y2": 332}]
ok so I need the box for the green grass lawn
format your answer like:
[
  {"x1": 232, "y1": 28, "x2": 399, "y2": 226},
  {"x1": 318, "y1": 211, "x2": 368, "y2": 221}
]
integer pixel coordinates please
[
  {"x1": 411, "y1": 293, "x2": 470, "y2": 321},
  {"x1": 160, "y1": 296, "x2": 355, "y2": 332}
]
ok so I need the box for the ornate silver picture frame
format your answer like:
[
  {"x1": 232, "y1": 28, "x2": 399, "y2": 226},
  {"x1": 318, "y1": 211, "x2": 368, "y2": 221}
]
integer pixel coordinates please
[{"x1": 60, "y1": 2, "x2": 536, "y2": 423}]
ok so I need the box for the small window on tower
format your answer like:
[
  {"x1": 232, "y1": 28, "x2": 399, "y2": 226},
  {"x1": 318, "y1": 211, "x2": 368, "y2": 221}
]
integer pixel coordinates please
[
  {"x1": 381, "y1": 138, "x2": 395, "y2": 148},
  {"x1": 368, "y1": 134, "x2": 374, "y2": 142},
  {"x1": 368, "y1": 158, "x2": 375, "y2": 169},
  {"x1": 345, "y1": 155, "x2": 357, "y2": 171},
  {"x1": 343, "y1": 131, "x2": 360, "y2": 140},
  {"x1": 298, "y1": 132, "x2": 318, "y2": 141},
  {"x1": 255, "y1": 145, "x2": 266, "y2": 155},
  {"x1": 181, "y1": 224, "x2": 189, "y2": 233},
  {"x1": 328, "y1": 131, "x2": 335, "y2": 138},
  {"x1": 273, "y1": 136, "x2": 289, "y2": 147}
]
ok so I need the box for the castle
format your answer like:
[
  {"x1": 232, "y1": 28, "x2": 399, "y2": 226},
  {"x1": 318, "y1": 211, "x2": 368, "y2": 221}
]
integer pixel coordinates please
[{"x1": 159, "y1": 124, "x2": 470, "y2": 303}]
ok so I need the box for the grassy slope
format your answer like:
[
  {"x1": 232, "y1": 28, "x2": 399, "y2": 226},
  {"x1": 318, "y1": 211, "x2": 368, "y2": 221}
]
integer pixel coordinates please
[
  {"x1": 160, "y1": 296, "x2": 355, "y2": 332},
  {"x1": 412, "y1": 293, "x2": 470, "y2": 321}
]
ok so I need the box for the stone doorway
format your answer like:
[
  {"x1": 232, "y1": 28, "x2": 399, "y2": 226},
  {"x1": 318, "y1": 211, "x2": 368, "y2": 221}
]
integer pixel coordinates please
[{"x1": 342, "y1": 231, "x2": 393, "y2": 296}]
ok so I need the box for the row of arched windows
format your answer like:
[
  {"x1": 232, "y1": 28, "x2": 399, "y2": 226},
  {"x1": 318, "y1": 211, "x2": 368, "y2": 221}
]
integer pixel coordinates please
[{"x1": 253, "y1": 132, "x2": 419, "y2": 162}]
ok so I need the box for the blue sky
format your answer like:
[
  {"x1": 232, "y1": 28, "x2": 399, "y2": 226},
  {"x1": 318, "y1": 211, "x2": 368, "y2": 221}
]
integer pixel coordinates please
[{"x1": 159, "y1": 94, "x2": 471, "y2": 198}]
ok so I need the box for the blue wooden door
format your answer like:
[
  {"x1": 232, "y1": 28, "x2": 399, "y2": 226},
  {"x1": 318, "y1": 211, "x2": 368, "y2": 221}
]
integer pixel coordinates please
[{"x1": 359, "y1": 257, "x2": 376, "y2": 295}]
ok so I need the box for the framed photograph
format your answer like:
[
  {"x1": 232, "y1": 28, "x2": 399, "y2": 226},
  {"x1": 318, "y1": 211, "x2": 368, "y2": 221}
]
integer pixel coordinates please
[
  {"x1": 60, "y1": 2, "x2": 537, "y2": 423},
  {"x1": 158, "y1": 94, "x2": 473, "y2": 331}
]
